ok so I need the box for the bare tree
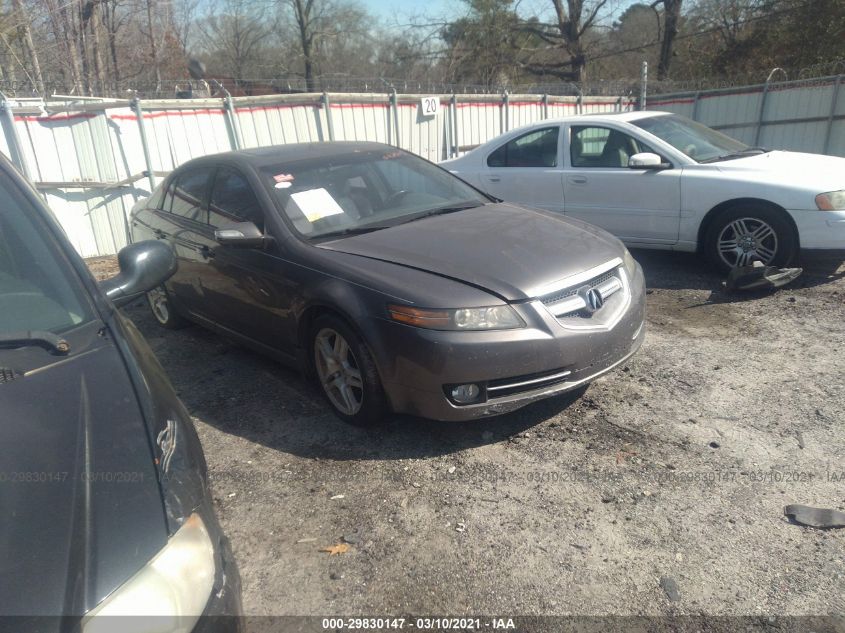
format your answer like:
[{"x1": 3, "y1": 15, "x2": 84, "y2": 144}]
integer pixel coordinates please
[
  {"x1": 520, "y1": 0, "x2": 612, "y2": 82},
  {"x1": 652, "y1": 0, "x2": 682, "y2": 79},
  {"x1": 195, "y1": 0, "x2": 272, "y2": 83},
  {"x1": 10, "y1": 0, "x2": 44, "y2": 93}
]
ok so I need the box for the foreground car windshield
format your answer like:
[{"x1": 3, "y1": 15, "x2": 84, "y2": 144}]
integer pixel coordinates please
[
  {"x1": 0, "y1": 180, "x2": 94, "y2": 334},
  {"x1": 264, "y1": 149, "x2": 488, "y2": 239},
  {"x1": 632, "y1": 114, "x2": 749, "y2": 163}
]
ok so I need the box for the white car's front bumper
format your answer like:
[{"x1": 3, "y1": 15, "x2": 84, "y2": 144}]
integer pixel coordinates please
[{"x1": 788, "y1": 209, "x2": 845, "y2": 250}]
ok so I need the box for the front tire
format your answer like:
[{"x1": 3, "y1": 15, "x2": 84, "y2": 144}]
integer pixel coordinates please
[
  {"x1": 311, "y1": 315, "x2": 387, "y2": 426},
  {"x1": 704, "y1": 204, "x2": 797, "y2": 273},
  {"x1": 146, "y1": 285, "x2": 188, "y2": 329}
]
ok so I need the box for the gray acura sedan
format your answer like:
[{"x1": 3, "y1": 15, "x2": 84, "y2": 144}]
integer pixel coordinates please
[{"x1": 131, "y1": 142, "x2": 645, "y2": 425}]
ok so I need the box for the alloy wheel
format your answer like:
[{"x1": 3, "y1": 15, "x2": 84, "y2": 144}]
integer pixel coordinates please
[
  {"x1": 716, "y1": 216, "x2": 779, "y2": 268},
  {"x1": 314, "y1": 327, "x2": 364, "y2": 415},
  {"x1": 147, "y1": 287, "x2": 171, "y2": 324}
]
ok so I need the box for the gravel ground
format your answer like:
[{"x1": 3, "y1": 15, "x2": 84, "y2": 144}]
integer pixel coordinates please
[{"x1": 95, "y1": 250, "x2": 845, "y2": 623}]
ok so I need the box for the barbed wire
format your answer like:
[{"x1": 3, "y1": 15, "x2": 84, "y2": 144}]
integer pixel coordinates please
[{"x1": 0, "y1": 59, "x2": 842, "y2": 100}]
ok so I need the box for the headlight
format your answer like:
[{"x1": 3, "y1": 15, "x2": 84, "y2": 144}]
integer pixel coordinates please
[
  {"x1": 387, "y1": 304, "x2": 525, "y2": 330},
  {"x1": 815, "y1": 190, "x2": 845, "y2": 210},
  {"x1": 82, "y1": 513, "x2": 215, "y2": 633},
  {"x1": 622, "y1": 248, "x2": 637, "y2": 273}
]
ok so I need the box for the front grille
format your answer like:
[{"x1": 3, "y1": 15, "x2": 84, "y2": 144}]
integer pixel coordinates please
[
  {"x1": 537, "y1": 260, "x2": 627, "y2": 326},
  {"x1": 0, "y1": 368, "x2": 18, "y2": 384},
  {"x1": 541, "y1": 270, "x2": 616, "y2": 306}
]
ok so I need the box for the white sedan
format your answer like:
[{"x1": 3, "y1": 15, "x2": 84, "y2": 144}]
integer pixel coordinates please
[{"x1": 441, "y1": 111, "x2": 845, "y2": 271}]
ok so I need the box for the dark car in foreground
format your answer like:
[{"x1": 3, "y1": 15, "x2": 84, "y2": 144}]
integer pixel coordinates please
[
  {"x1": 0, "y1": 155, "x2": 241, "y2": 631},
  {"x1": 131, "y1": 142, "x2": 646, "y2": 425}
]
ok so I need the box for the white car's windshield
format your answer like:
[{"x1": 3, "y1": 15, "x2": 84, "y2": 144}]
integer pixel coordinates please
[
  {"x1": 0, "y1": 180, "x2": 94, "y2": 334},
  {"x1": 633, "y1": 114, "x2": 752, "y2": 163},
  {"x1": 264, "y1": 149, "x2": 489, "y2": 240}
]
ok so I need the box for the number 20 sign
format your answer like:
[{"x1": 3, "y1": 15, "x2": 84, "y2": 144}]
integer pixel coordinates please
[{"x1": 419, "y1": 97, "x2": 439, "y2": 117}]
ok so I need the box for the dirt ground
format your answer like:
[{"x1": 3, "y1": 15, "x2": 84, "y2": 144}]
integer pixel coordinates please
[{"x1": 96, "y1": 250, "x2": 845, "y2": 623}]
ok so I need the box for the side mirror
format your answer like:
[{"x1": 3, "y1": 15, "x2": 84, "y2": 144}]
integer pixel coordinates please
[
  {"x1": 628, "y1": 152, "x2": 671, "y2": 170},
  {"x1": 214, "y1": 221, "x2": 265, "y2": 248},
  {"x1": 100, "y1": 240, "x2": 177, "y2": 307}
]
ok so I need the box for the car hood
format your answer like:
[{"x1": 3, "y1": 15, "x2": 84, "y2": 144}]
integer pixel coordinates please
[
  {"x1": 0, "y1": 337, "x2": 168, "y2": 619},
  {"x1": 318, "y1": 202, "x2": 625, "y2": 301},
  {"x1": 714, "y1": 150, "x2": 845, "y2": 189}
]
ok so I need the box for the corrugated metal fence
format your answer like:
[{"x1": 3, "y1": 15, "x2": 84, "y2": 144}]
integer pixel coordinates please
[
  {"x1": 649, "y1": 73, "x2": 845, "y2": 157},
  {"x1": 0, "y1": 92, "x2": 632, "y2": 257}
]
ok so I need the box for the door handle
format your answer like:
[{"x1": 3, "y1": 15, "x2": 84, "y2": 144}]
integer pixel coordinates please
[
  {"x1": 487, "y1": 175, "x2": 501, "y2": 183},
  {"x1": 569, "y1": 176, "x2": 588, "y2": 185},
  {"x1": 200, "y1": 245, "x2": 215, "y2": 259},
  {"x1": 153, "y1": 229, "x2": 165, "y2": 239}
]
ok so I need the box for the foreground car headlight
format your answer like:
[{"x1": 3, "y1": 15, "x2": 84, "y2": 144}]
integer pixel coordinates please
[
  {"x1": 82, "y1": 513, "x2": 215, "y2": 633},
  {"x1": 622, "y1": 248, "x2": 637, "y2": 274},
  {"x1": 387, "y1": 304, "x2": 525, "y2": 330},
  {"x1": 815, "y1": 190, "x2": 845, "y2": 210}
]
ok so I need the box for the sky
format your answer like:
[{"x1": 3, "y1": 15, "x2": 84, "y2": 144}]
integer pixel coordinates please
[{"x1": 357, "y1": 0, "x2": 638, "y2": 30}]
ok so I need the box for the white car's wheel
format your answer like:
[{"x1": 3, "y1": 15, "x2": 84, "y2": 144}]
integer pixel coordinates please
[
  {"x1": 146, "y1": 285, "x2": 188, "y2": 329},
  {"x1": 704, "y1": 205, "x2": 797, "y2": 273}
]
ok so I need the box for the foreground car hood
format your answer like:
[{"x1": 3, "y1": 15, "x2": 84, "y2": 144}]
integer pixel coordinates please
[
  {"x1": 0, "y1": 340, "x2": 167, "y2": 618},
  {"x1": 318, "y1": 203, "x2": 625, "y2": 301}
]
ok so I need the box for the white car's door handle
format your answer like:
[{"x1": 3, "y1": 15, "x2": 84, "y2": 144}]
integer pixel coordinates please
[
  {"x1": 487, "y1": 175, "x2": 501, "y2": 182},
  {"x1": 569, "y1": 176, "x2": 588, "y2": 184}
]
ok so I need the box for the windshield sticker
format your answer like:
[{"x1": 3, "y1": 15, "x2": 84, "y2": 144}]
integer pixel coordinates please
[
  {"x1": 274, "y1": 173, "x2": 294, "y2": 183},
  {"x1": 275, "y1": 181, "x2": 292, "y2": 189},
  {"x1": 382, "y1": 151, "x2": 403, "y2": 160},
  {"x1": 289, "y1": 188, "x2": 345, "y2": 222}
]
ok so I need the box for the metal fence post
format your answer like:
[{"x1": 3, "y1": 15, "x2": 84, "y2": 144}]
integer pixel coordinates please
[
  {"x1": 451, "y1": 94, "x2": 459, "y2": 157},
  {"x1": 0, "y1": 94, "x2": 30, "y2": 179},
  {"x1": 823, "y1": 74, "x2": 842, "y2": 155},
  {"x1": 542, "y1": 93, "x2": 549, "y2": 120},
  {"x1": 639, "y1": 61, "x2": 648, "y2": 111},
  {"x1": 391, "y1": 89, "x2": 401, "y2": 149},
  {"x1": 502, "y1": 90, "x2": 510, "y2": 132},
  {"x1": 131, "y1": 97, "x2": 156, "y2": 192},
  {"x1": 223, "y1": 93, "x2": 242, "y2": 150},
  {"x1": 755, "y1": 68, "x2": 785, "y2": 147},
  {"x1": 322, "y1": 92, "x2": 335, "y2": 142},
  {"x1": 691, "y1": 91, "x2": 701, "y2": 121},
  {"x1": 211, "y1": 79, "x2": 241, "y2": 150}
]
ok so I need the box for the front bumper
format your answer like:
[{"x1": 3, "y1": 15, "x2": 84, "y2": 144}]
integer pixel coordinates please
[
  {"x1": 369, "y1": 263, "x2": 646, "y2": 421},
  {"x1": 788, "y1": 209, "x2": 845, "y2": 250}
]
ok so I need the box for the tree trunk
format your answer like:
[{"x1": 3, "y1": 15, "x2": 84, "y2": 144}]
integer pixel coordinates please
[
  {"x1": 293, "y1": 0, "x2": 316, "y2": 91},
  {"x1": 657, "y1": 0, "x2": 681, "y2": 80},
  {"x1": 146, "y1": 0, "x2": 162, "y2": 91},
  {"x1": 11, "y1": 0, "x2": 45, "y2": 94}
]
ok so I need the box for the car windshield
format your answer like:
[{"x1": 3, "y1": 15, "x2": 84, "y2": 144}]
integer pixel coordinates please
[
  {"x1": 263, "y1": 149, "x2": 489, "y2": 240},
  {"x1": 0, "y1": 177, "x2": 94, "y2": 334},
  {"x1": 632, "y1": 114, "x2": 750, "y2": 163}
]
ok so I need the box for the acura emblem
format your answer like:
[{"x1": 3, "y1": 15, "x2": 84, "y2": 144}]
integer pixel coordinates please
[{"x1": 583, "y1": 287, "x2": 604, "y2": 314}]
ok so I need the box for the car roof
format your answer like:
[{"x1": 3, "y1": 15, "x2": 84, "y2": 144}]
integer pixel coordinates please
[{"x1": 177, "y1": 141, "x2": 395, "y2": 172}]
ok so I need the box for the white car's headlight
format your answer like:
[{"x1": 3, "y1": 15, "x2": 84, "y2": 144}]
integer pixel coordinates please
[
  {"x1": 815, "y1": 190, "x2": 845, "y2": 210},
  {"x1": 387, "y1": 304, "x2": 525, "y2": 330},
  {"x1": 82, "y1": 513, "x2": 215, "y2": 633}
]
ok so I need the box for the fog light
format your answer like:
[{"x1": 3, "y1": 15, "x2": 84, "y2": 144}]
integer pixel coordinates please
[{"x1": 451, "y1": 384, "x2": 480, "y2": 404}]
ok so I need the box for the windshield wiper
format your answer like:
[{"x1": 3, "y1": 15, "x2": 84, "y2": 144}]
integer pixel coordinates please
[
  {"x1": 0, "y1": 330, "x2": 70, "y2": 355},
  {"x1": 398, "y1": 202, "x2": 484, "y2": 225},
  {"x1": 701, "y1": 147, "x2": 769, "y2": 163},
  {"x1": 315, "y1": 225, "x2": 391, "y2": 240}
]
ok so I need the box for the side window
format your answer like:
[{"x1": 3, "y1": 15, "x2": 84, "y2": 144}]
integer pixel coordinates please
[
  {"x1": 487, "y1": 127, "x2": 559, "y2": 168},
  {"x1": 161, "y1": 180, "x2": 175, "y2": 212},
  {"x1": 209, "y1": 168, "x2": 264, "y2": 229},
  {"x1": 570, "y1": 126, "x2": 657, "y2": 168},
  {"x1": 170, "y1": 168, "x2": 212, "y2": 221}
]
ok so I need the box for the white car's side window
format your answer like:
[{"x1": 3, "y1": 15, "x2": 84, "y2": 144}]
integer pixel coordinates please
[
  {"x1": 487, "y1": 127, "x2": 560, "y2": 168},
  {"x1": 570, "y1": 126, "x2": 656, "y2": 169}
]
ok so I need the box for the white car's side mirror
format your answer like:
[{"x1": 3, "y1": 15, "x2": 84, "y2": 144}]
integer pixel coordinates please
[{"x1": 628, "y1": 152, "x2": 670, "y2": 170}]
